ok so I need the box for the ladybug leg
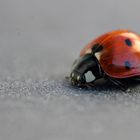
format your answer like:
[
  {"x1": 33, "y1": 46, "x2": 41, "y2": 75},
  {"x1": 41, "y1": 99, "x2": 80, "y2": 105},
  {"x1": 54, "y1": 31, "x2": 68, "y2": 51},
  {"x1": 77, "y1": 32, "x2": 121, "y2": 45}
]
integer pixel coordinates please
[
  {"x1": 106, "y1": 77, "x2": 129, "y2": 92},
  {"x1": 133, "y1": 76, "x2": 140, "y2": 81}
]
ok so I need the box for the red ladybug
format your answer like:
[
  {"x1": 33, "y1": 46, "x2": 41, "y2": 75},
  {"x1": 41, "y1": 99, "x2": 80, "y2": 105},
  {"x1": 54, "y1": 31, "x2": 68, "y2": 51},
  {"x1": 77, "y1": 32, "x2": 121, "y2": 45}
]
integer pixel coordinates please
[{"x1": 70, "y1": 30, "x2": 140, "y2": 90}]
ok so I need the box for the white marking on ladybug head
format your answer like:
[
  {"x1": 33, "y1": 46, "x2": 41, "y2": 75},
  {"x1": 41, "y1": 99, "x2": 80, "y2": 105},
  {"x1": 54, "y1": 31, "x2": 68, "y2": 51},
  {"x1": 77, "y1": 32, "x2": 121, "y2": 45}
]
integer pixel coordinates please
[
  {"x1": 71, "y1": 73, "x2": 75, "y2": 78},
  {"x1": 95, "y1": 52, "x2": 101, "y2": 60},
  {"x1": 84, "y1": 71, "x2": 96, "y2": 83},
  {"x1": 85, "y1": 48, "x2": 92, "y2": 54},
  {"x1": 77, "y1": 75, "x2": 80, "y2": 81}
]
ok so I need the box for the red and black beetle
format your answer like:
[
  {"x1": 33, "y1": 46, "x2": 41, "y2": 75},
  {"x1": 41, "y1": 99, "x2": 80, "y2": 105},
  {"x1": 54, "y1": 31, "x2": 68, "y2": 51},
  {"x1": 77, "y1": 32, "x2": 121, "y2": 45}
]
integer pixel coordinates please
[{"x1": 70, "y1": 30, "x2": 140, "y2": 91}]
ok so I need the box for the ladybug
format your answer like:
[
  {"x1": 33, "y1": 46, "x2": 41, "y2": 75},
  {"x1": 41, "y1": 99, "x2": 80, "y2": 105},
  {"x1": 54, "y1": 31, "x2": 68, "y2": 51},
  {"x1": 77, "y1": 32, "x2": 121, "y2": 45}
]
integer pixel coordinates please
[{"x1": 70, "y1": 30, "x2": 140, "y2": 91}]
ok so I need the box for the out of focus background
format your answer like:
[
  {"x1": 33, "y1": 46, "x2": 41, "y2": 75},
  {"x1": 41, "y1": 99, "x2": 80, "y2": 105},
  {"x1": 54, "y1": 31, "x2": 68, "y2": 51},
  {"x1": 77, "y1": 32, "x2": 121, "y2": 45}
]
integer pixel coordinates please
[{"x1": 0, "y1": 0, "x2": 140, "y2": 140}]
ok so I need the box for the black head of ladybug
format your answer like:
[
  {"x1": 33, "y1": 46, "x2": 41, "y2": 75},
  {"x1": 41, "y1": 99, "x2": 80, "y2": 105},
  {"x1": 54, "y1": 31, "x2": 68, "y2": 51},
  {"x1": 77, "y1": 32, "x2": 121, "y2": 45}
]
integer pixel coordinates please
[{"x1": 70, "y1": 54, "x2": 103, "y2": 87}]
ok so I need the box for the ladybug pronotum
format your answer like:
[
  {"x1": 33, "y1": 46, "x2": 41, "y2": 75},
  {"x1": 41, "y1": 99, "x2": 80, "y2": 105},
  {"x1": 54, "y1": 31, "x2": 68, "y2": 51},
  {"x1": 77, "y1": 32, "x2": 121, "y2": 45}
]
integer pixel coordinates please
[{"x1": 70, "y1": 30, "x2": 140, "y2": 91}]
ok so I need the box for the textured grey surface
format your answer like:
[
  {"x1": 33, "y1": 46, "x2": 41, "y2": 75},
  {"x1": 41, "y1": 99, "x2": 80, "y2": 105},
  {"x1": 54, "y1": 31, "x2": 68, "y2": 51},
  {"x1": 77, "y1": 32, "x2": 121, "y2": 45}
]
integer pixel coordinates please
[{"x1": 0, "y1": 0, "x2": 140, "y2": 140}]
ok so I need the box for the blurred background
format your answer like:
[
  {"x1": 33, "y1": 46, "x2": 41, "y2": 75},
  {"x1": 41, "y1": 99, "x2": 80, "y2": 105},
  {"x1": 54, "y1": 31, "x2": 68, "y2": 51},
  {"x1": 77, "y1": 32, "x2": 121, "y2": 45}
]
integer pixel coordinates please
[
  {"x1": 0, "y1": 0, "x2": 140, "y2": 140},
  {"x1": 0, "y1": 0, "x2": 140, "y2": 79}
]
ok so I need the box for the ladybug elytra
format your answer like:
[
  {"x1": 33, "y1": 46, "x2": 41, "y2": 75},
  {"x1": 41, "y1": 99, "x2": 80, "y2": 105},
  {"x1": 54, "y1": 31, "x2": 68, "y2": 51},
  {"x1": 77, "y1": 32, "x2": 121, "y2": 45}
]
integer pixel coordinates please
[{"x1": 70, "y1": 30, "x2": 140, "y2": 91}]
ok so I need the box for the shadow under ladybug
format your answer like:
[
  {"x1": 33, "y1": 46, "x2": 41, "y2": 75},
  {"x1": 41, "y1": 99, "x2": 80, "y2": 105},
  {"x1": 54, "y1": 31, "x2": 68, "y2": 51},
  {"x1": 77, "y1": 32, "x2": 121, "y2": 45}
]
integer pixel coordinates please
[{"x1": 69, "y1": 30, "x2": 140, "y2": 92}]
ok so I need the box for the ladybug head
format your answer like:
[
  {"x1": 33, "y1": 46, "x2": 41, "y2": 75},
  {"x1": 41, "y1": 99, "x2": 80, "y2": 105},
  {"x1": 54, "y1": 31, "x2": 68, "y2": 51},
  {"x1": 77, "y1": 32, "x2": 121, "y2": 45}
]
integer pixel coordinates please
[{"x1": 70, "y1": 54, "x2": 103, "y2": 87}]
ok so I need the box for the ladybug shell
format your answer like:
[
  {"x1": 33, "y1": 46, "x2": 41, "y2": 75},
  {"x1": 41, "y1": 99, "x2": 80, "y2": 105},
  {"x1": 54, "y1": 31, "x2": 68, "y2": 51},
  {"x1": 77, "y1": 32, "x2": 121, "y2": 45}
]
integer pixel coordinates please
[{"x1": 80, "y1": 30, "x2": 140, "y2": 78}]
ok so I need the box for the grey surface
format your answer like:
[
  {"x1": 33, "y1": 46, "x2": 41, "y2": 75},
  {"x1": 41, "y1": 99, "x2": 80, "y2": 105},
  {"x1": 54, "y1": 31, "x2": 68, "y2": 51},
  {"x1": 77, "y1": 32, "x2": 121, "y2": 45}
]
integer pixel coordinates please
[{"x1": 0, "y1": 0, "x2": 140, "y2": 140}]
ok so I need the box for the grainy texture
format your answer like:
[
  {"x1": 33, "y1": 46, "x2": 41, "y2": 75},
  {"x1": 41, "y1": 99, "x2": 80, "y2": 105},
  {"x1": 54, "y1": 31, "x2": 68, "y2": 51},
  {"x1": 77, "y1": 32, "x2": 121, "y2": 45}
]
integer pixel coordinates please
[{"x1": 0, "y1": 0, "x2": 140, "y2": 140}]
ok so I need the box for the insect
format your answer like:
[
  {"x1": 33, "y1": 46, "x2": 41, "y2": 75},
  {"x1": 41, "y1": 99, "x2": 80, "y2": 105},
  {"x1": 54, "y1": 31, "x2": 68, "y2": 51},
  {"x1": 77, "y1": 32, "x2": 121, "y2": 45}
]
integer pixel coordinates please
[{"x1": 70, "y1": 30, "x2": 140, "y2": 91}]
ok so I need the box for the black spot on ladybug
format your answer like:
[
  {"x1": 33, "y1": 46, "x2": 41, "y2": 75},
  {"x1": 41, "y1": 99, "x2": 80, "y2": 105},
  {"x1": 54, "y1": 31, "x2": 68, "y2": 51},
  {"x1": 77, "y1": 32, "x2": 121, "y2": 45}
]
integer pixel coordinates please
[
  {"x1": 125, "y1": 39, "x2": 132, "y2": 47},
  {"x1": 92, "y1": 44, "x2": 103, "y2": 54},
  {"x1": 125, "y1": 61, "x2": 131, "y2": 69}
]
